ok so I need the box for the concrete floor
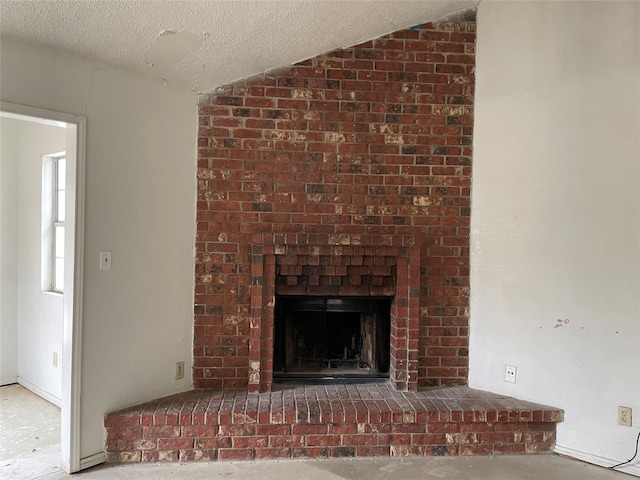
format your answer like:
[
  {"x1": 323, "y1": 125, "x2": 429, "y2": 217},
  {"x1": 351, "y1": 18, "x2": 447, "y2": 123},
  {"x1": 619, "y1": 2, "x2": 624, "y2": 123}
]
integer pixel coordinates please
[
  {"x1": 1, "y1": 384, "x2": 62, "y2": 480},
  {"x1": 41, "y1": 456, "x2": 630, "y2": 480},
  {"x1": 0, "y1": 384, "x2": 631, "y2": 480}
]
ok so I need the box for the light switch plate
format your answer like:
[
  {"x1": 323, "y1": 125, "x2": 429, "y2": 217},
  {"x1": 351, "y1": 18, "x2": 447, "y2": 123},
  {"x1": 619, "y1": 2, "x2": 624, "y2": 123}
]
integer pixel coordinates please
[{"x1": 100, "y1": 251, "x2": 112, "y2": 270}]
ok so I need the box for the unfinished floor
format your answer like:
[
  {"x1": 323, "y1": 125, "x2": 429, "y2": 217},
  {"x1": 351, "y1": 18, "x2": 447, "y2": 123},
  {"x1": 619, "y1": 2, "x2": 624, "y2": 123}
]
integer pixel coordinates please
[
  {"x1": 0, "y1": 385, "x2": 631, "y2": 480},
  {"x1": 0, "y1": 384, "x2": 61, "y2": 480},
  {"x1": 28, "y1": 455, "x2": 634, "y2": 480}
]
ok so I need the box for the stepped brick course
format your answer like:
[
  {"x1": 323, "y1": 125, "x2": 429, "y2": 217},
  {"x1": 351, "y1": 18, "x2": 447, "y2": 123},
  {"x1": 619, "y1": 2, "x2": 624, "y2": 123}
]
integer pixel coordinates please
[{"x1": 105, "y1": 386, "x2": 563, "y2": 462}]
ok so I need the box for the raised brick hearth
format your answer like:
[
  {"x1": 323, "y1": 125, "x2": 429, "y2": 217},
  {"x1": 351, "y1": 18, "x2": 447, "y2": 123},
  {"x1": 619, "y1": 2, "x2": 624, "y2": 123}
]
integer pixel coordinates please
[{"x1": 105, "y1": 386, "x2": 563, "y2": 462}]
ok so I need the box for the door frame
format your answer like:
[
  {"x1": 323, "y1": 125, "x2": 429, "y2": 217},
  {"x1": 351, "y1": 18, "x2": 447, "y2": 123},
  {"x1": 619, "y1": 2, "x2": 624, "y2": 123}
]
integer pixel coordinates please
[{"x1": 1, "y1": 101, "x2": 86, "y2": 473}]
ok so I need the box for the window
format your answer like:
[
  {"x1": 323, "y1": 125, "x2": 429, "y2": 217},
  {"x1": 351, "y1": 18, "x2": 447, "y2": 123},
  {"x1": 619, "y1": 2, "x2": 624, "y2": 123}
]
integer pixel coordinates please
[{"x1": 43, "y1": 153, "x2": 66, "y2": 293}]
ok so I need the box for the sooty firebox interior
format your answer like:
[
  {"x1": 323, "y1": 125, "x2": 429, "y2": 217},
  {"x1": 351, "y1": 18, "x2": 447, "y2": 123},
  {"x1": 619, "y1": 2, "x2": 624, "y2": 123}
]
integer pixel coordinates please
[{"x1": 274, "y1": 296, "x2": 391, "y2": 383}]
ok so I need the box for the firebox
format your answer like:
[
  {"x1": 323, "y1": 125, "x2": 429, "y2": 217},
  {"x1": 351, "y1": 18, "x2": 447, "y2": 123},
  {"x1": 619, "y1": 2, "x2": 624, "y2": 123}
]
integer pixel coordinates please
[{"x1": 273, "y1": 296, "x2": 391, "y2": 383}]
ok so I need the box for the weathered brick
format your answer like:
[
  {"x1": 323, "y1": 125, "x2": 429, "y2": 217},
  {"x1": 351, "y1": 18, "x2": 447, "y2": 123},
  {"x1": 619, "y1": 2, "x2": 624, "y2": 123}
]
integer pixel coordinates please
[
  {"x1": 194, "y1": 14, "x2": 476, "y2": 391},
  {"x1": 105, "y1": 386, "x2": 562, "y2": 464}
]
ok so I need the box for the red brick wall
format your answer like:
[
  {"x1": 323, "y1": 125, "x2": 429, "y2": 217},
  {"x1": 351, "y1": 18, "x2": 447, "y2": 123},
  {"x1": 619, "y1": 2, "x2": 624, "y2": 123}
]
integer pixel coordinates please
[{"x1": 195, "y1": 11, "x2": 475, "y2": 389}]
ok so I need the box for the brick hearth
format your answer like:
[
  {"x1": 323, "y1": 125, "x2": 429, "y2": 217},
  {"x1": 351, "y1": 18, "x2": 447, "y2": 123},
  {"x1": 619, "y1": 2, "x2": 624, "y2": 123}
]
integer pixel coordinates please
[{"x1": 105, "y1": 387, "x2": 563, "y2": 462}]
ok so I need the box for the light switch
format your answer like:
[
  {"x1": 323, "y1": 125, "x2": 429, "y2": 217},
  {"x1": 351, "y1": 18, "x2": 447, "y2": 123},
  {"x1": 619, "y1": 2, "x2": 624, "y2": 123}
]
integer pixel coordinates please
[{"x1": 100, "y1": 251, "x2": 112, "y2": 270}]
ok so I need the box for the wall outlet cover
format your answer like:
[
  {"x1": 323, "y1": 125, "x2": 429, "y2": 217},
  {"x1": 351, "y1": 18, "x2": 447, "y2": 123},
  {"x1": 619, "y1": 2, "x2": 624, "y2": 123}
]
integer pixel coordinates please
[
  {"x1": 505, "y1": 365, "x2": 517, "y2": 383},
  {"x1": 175, "y1": 361, "x2": 185, "y2": 380},
  {"x1": 618, "y1": 406, "x2": 632, "y2": 427}
]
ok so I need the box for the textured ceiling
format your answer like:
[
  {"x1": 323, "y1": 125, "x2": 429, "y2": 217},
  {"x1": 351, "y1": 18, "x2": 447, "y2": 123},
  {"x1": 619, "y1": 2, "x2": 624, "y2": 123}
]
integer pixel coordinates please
[{"x1": 0, "y1": 0, "x2": 478, "y2": 94}]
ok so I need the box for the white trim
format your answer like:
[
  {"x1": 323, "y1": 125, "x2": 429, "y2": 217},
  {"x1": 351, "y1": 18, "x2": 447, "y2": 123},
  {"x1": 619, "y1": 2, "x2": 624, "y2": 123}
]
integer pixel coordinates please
[
  {"x1": 1, "y1": 101, "x2": 88, "y2": 474},
  {"x1": 0, "y1": 108, "x2": 67, "y2": 128},
  {"x1": 555, "y1": 444, "x2": 640, "y2": 477},
  {"x1": 18, "y1": 376, "x2": 61, "y2": 408},
  {"x1": 43, "y1": 290, "x2": 64, "y2": 298},
  {"x1": 79, "y1": 452, "x2": 107, "y2": 471},
  {"x1": 65, "y1": 114, "x2": 87, "y2": 475},
  {"x1": 0, "y1": 377, "x2": 18, "y2": 386}
]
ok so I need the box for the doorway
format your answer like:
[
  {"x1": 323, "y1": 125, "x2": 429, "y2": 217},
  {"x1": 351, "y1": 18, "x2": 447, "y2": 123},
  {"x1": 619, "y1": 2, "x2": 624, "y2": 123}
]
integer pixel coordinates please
[{"x1": 0, "y1": 102, "x2": 85, "y2": 473}]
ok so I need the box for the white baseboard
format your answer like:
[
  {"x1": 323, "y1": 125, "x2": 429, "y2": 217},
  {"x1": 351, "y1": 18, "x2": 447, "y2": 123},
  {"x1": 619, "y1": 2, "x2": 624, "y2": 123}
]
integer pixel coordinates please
[
  {"x1": 1, "y1": 376, "x2": 18, "y2": 386},
  {"x1": 80, "y1": 452, "x2": 106, "y2": 471},
  {"x1": 18, "y1": 376, "x2": 62, "y2": 408},
  {"x1": 555, "y1": 444, "x2": 640, "y2": 477}
]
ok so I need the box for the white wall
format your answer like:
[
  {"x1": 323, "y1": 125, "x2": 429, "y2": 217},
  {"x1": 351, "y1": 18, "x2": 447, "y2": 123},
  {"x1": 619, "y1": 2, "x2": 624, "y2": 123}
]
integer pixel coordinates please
[
  {"x1": 471, "y1": 1, "x2": 640, "y2": 475},
  {"x1": 17, "y1": 121, "x2": 66, "y2": 404},
  {"x1": 0, "y1": 118, "x2": 20, "y2": 385},
  {"x1": 0, "y1": 38, "x2": 197, "y2": 459},
  {"x1": 1, "y1": 118, "x2": 66, "y2": 400}
]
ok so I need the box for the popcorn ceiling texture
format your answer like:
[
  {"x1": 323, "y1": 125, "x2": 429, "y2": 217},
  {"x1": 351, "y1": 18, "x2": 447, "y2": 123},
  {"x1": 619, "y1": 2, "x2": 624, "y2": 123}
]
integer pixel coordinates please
[{"x1": 0, "y1": 1, "x2": 477, "y2": 92}]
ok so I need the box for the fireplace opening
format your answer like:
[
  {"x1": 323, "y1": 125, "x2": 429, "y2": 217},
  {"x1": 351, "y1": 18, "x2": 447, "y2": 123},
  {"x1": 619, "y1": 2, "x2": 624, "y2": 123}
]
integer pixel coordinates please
[{"x1": 273, "y1": 296, "x2": 391, "y2": 384}]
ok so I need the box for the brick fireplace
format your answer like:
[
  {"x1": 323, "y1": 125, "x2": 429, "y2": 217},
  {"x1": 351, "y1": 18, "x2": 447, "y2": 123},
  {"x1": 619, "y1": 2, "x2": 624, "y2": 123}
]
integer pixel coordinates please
[
  {"x1": 105, "y1": 11, "x2": 565, "y2": 463},
  {"x1": 194, "y1": 12, "x2": 475, "y2": 392}
]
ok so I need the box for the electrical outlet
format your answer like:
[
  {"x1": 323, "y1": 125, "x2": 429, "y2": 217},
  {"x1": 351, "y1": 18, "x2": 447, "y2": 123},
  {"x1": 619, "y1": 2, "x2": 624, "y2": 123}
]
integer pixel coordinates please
[
  {"x1": 618, "y1": 406, "x2": 632, "y2": 427},
  {"x1": 53, "y1": 352, "x2": 58, "y2": 367},
  {"x1": 505, "y1": 365, "x2": 517, "y2": 383},
  {"x1": 175, "y1": 361, "x2": 185, "y2": 380}
]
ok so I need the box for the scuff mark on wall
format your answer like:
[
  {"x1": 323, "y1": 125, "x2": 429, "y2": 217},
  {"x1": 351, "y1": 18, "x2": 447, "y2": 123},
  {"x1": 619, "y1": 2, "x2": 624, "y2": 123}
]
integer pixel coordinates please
[{"x1": 144, "y1": 30, "x2": 206, "y2": 70}]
